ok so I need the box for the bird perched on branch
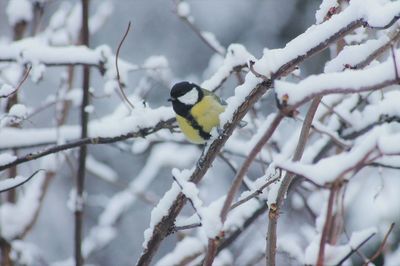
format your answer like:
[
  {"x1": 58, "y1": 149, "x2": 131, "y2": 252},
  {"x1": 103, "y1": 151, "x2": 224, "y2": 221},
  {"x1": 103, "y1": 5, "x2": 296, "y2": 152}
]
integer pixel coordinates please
[{"x1": 169, "y1": 81, "x2": 226, "y2": 144}]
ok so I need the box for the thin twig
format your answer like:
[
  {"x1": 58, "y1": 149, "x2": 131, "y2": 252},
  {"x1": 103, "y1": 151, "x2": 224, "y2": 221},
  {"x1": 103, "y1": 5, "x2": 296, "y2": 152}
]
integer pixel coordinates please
[
  {"x1": 115, "y1": 21, "x2": 135, "y2": 110},
  {"x1": 317, "y1": 183, "x2": 337, "y2": 266},
  {"x1": 0, "y1": 66, "x2": 32, "y2": 98},
  {"x1": 0, "y1": 118, "x2": 176, "y2": 172},
  {"x1": 174, "y1": 1, "x2": 224, "y2": 56},
  {"x1": 230, "y1": 176, "x2": 279, "y2": 210},
  {"x1": 334, "y1": 231, "x2": 376, "y2": 266},
  {"x1": 172, "y1": 176, "x2": 202, "y2": 222},
  {"x1": 363, "y1": 222, "x2": 395, "y2": 265},
  {"x1": 0, "y1": 169, "x2": 44, "y2": 193}
]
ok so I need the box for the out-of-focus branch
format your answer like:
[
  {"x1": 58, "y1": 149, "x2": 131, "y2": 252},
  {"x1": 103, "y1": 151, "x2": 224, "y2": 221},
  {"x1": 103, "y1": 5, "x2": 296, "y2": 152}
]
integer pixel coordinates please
[
  {"x1": 317, "y1": 182, "x2": 338, "y2": 266},
  {"x1": 363, "y1": 222, "x2": 395, "y2": 266},
  {"x1": 174, "y1": 1, "x2": 224, "y2": 56},
  {"x1": 0, "y1": 118, "x2": 175, "y2": 172},
  {"x1": 75, "y1": 1, "x2": 90, "y2": 265}
]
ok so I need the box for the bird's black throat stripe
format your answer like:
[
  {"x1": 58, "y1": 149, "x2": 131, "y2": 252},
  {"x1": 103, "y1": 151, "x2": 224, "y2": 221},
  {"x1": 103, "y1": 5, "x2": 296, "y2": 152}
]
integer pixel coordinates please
[{"x1": 185, "y1": 113, "x2": 211, "y2": 140}]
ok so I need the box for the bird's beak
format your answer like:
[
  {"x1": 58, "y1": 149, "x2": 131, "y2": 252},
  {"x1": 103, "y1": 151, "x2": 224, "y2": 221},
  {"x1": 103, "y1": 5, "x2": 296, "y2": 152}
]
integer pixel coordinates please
[{"x1": 167, "y1": 98, "x2": 173, "y2": 102}]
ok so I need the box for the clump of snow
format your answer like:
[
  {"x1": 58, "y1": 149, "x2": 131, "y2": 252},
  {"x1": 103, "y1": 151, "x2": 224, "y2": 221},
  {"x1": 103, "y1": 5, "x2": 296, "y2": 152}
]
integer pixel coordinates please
[
  {"x1": 9, "y1": 104, "x2": 28, "y2": 119},
  {"x1": 315, "y1": 0, "x2": 339, "y2": 24},
  {"x1": 177, "y1": 2, "x2": 191, "y2": 17},
  {"x1": 0, "y1": 153, "x2": 17, "y2": 166},
  {"x1": 155, "y1": 237, "x2": 204, "y2": 266},
  {"x1": 0, "y1": 84, "x2": 15, "y2": 97},
  {"x1": 6, "y1": 0, "x2": 33, "y2": 26},
  {"x1": 84, "y1": 105, "x2": 95, "y2": 113}
]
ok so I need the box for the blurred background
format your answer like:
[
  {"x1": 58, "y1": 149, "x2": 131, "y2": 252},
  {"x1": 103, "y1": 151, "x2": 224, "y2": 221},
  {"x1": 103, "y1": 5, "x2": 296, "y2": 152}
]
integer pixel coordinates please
[{"x1": 0, "y1": 1, "x2": 329, "y2": 265}]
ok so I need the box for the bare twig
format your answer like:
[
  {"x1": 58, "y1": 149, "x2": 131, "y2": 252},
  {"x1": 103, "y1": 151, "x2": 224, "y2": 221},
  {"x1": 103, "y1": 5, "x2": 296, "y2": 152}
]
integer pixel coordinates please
[
  {"x1": 172, "y1": 175, "x2": 202, "y2": 222},
  {"x1": 0, "y1": 169, "x2": 44, "y2": 193},
  {"x1": 334, "y1": 231, "x2": 376, "y2": 266},
  {"x1": 115, "y1": 21, "x2": 135, "y2": 110},
  {"x1": 230, "y1": 176, "x2": 280, "y2": 210},
  {"x1": 363, "y1": 222, "x2": 395, "y2": 265},
  {"x1": 0, "y1": 66, "x2": 32, "y2": 99},
  {"x1": 317, "y1": 183, "x2": 338, "y2": 266}
]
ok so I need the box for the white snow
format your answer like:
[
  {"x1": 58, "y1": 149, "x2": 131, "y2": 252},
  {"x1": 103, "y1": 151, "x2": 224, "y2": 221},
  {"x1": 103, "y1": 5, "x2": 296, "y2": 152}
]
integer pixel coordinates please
[
  {"x1": 0, "y1": 153, "x2": 17, "y2": 165},
  {"x1": 274, "y1": 125, "x2": 400, "y2": 185},
  {"x1": 86, "y1": 155, "x2": 118, "y2": 183},
  {"x1": 201, "y1": 31, "x2": 226, "y2": 55},
  {"x1": 325, "y1": 34, "x2": 390, "y2": 73},
  {"x1": 315, "y1": 0, "x2": 339, "y2": 24},
  {"x1": 201, "y1": 44, "x2": 255, "y2": 91},
  {"x1": 9, "y1": 104, "x2": 28, "y2": 119},
  {"x1": 304, "y1": 227, "x2": 376, "y2": 265},
  {"x1": 0, "y1": 176, "x2": 29, "y2": 192},
  {"x1": 275, "y1": 54, "x2": 397, "y2": 106},
  {"x1": 6, "y1": 0, "x2": 33, "y2": 26},
  {"x1": 177, "y1": 2, "x2": 191, "y2": 17},
  {"x1": 0, "y1": 84, "x2": 15, "y2": 97}
]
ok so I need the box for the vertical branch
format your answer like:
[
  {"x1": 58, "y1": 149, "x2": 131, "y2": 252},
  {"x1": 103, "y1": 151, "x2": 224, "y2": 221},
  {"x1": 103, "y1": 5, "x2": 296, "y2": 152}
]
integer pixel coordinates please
[
  {"x1": 5, "y1": 18, "x2": 29, "y2": 203},
  {"x1": 317, "y1": 183, "x2": 337, "y2": 266},
  {"x1": 266, "y1": 96, "x2": 322, "y2": 266},
  {"x1": 75, "y1": 1, "x2": 90, "y2": 266},
  {"x1": 203, "y1": 113, "x2": 285, "y2": 266}
]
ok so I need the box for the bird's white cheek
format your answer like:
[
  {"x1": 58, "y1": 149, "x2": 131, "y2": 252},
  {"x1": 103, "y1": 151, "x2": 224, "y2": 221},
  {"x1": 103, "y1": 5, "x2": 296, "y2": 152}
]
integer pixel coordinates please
[{"x1": 178, "y1": 89, "x2": 198, "y2": 105}]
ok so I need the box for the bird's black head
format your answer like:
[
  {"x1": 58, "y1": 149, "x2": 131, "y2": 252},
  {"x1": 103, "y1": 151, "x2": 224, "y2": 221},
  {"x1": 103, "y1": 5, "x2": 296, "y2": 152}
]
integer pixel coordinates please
[
  {"x1": 169, "y1": 82, "x2": 204, "y2": 116},
  {"x1": 170, "y1": 82, "x2": 203, "y2": 101}
]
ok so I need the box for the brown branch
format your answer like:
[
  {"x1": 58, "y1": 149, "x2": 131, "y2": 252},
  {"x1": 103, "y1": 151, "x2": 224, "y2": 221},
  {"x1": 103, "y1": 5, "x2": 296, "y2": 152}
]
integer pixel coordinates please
[
  {"x1": 115, "y1": 21, "x2": 135, "y2": 110},
  {"x1": 334, "y1": 231, "x2": 376, "y2": 266},
  {"x1": 0, "y1": 118, "x2": 175, "y2": 172},
  {"x1": 203, "y1": 113, "x2": 284, "y2": 266},
  {"x1": 0, "y1": 169, "x2": 44, "y2": 193},
  {"x1": 267, "y1": 96, "x2": 322, "y2": 266},
  {"x1": 317, "y1": 183, "x2": 338, "y2": 266},
  {"x1": 75, "y1": 1, "x2": 90, "y2": 265},
  {"x1": 363, "y1": 222, "x2": 395, "y2": 265}
]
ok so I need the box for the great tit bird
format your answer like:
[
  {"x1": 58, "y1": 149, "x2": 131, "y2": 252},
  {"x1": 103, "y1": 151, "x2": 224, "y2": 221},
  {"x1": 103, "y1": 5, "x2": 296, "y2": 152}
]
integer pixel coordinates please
[{"x1": 169, "y1": 81, "x2": 226, "y2": 144}]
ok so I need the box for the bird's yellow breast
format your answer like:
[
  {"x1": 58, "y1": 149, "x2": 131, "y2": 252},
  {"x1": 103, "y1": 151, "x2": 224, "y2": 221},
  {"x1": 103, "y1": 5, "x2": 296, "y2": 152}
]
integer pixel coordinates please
[{"x1": 176, "y1": 95, "x2": 225, "y2": 144}]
